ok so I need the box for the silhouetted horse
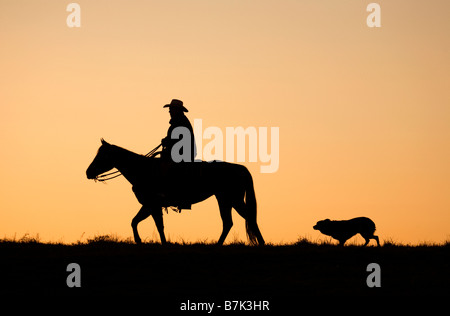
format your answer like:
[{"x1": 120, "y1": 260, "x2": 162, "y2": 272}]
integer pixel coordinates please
[{"x1": 86, "y1": 139, "x2": 265, "y2": 245}]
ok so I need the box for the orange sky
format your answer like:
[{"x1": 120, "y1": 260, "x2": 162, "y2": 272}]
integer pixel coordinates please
[{"x1": 1, "y1": 0, "x2": 449, "y2": 244}]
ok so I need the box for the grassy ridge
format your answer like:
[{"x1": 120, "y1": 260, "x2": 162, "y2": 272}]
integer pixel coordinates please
[{"x1": 1, "y1": 235, "x2": 449, "y2": 301}]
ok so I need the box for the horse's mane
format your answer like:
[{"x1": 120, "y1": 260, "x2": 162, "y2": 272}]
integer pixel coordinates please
[{"x1": 109, "y1": 144, "x2": 150, "y2": 161}]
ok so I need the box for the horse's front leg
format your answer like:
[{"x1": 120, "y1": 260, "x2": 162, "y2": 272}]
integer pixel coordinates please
[
  {"x1": 152, "y1": 208, "x2": 166, "y2": 244},
  {"x1": 131, "y1": 206, "x2": 152, "y2": 244}
]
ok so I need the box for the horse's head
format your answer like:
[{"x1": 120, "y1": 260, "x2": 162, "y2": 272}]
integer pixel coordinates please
[{"x1": 86, "y1": 138, "x2": 115, "y2": 180}]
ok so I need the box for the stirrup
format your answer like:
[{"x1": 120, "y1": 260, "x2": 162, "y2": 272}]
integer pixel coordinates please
[{"x1": 163, "y1": 206, "x2": 181, "y2": 214}]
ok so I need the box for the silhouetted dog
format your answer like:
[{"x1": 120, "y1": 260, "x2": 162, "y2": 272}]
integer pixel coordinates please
[{"x1": 313, "y1": 217, "x2": 380, "y2": 246}]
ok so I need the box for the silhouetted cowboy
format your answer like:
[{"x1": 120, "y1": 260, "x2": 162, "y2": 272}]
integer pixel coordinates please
[
  {"x1": 160, "y1": 99, "x2": 197, "y2": 211},
  {"x1": 161, "y1": 99, "x2": 197, "y2": 162}
]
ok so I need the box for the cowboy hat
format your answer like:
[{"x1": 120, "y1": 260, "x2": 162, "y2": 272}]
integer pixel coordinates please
[{"x1": 163, "y1": 99, "x2": 188, "y2": 112}]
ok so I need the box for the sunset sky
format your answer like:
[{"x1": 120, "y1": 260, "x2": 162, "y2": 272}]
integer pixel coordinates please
[{"x1": 1, "y1": 0, "x2": 449, "y2": 244}]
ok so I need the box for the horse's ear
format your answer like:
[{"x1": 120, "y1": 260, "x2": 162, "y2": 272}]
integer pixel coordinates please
[{"x1": 101, "y1": 138, "x2": 107, "y2": 145}]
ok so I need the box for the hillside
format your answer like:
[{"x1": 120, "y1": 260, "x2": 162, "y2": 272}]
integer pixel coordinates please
[{"x1": 1, "y1": 237, "x2": 449, "y2": 309}]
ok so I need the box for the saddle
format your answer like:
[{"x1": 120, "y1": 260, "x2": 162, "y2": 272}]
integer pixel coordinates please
[{"x1": 132, "y1": 159, "x2": 205, "y2": 211}]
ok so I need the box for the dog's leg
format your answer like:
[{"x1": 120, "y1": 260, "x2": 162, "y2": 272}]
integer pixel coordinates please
[{"x1": 373, "y1": 235, "x2": 380, "y2": 246}]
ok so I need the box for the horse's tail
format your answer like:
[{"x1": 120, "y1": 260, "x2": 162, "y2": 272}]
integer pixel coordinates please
[{"x1": 243, "y1": 168, "x2": 259, "y2": 245}]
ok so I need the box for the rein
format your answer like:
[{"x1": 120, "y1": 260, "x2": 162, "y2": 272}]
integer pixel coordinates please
[{"x1": 95, "y1": 143, "x2": 161, "y2": 182}]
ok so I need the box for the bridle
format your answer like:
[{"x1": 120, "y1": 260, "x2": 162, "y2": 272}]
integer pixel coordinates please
[{"x1": 95, "y1": 143, "x2": 162, "y2": 182}]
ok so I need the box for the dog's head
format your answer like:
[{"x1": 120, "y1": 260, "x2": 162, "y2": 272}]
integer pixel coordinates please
[{"x1": 313, "y1": 219, "x2": 331, "y2": 232}]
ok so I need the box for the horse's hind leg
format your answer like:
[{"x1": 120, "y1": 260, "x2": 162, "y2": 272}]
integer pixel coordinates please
[
  {"x1": 216, "y1": 196, "x2": 233, "y2": 245},
  {"x1": 233, "y1": 200, "x2": 265, "y2": 246},
  {"x1": 131, "y1": 206, "x2": 152, "y2": 244}
]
